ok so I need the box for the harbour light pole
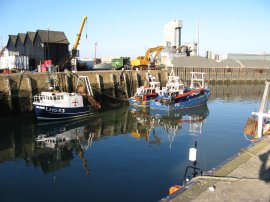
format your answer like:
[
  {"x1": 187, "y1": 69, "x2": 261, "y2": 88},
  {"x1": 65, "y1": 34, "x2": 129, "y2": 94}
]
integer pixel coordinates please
[
  {"x1": 94, "y1": 42, "x2": 98, "y2": 64},
  {"x1": 47, "y1": 26, "x2": 50, "y2": 59}
]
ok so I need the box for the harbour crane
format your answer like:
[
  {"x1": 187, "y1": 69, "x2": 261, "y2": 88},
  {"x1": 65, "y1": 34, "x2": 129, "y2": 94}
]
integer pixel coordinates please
[{"x1": 58, "y1": 16, "x2": 88, "y2": 70}]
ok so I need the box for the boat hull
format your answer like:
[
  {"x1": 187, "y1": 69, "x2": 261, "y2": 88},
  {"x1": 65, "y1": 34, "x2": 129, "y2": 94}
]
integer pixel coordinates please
[
  {"x1": 150, "y1": 89, "x2": 210, "y2": 111},
  {"x1": 128, "y1": 97, "x2": 150, "y2": 107},
  {"x1": 33, "y1": 104, "x2": 95, "y2": 120}
]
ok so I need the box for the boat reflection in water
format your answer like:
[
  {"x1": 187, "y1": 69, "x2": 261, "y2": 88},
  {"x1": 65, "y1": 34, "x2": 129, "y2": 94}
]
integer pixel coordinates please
[
  {"x1": 33, "y1": 118, "x2": 93, "y2": 176},
  {"x1": 129, "y1": 104, "x2": 209, "y2": 148}
]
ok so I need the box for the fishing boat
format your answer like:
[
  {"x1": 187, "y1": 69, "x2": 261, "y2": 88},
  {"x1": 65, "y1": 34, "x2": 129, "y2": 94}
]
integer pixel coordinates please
[
  {"x1": 128, "y1": 72, "x2": 161, "y2": 107},
  {"x1": 150, "y1": 70, "x2": 210, "y2": 111},
  {"x1": 33, "y1": 73, "x2": 101, "y2": 120}
]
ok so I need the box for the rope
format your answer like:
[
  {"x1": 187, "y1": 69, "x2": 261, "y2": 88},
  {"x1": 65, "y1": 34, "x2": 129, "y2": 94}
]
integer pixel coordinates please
[{"x1": 91, "y1": 87, "x2": 127, "y2": 101}]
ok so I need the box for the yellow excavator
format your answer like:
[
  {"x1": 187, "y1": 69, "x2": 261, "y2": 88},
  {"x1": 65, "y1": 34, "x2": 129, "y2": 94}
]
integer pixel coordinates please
[
  {"x1": 58, "y1": 16, "x2": 88, "y2": 70},
  {"x1": 131, "y1": 46, "x2": 164, "y2": 70}
]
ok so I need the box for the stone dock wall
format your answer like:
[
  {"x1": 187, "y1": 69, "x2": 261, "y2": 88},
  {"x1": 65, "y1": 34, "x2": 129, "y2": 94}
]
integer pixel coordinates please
[{"x1": 0, "y1": 67, "x2": 268, "y2": 115}]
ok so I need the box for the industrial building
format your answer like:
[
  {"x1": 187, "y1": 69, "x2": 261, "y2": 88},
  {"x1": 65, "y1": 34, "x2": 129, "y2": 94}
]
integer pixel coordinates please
[
  {"x1": 164, "y1": 20, "x2": 183, "y2": 51},
  {"x1": 3, "y1": 30, "x2": 69, "y2": 70},
  {"x1": 163, "y1": 20, "x2": 197, "y2": 56}
]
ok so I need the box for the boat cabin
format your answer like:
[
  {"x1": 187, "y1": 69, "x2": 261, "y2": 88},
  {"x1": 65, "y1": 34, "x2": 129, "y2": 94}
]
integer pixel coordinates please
[
  {"x1": 36, "y1": 135, "x2": 67, "y2": 149},
  {"x1": 33, "y1": 91, "x2": 84, "y2": 108}
]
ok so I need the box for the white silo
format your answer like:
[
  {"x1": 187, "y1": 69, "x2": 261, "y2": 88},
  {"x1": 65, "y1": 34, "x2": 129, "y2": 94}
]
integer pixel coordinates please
[{"x1": 164, "y1": 20, "x2": 183, "y2": 51}]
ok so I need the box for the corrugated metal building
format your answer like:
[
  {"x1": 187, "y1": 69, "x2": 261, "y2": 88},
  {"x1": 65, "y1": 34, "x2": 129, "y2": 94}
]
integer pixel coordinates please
[
  {"x1": 24, "y1": 31, "x2": 36, "y2": 68},
  {"x1": 15, "y1": 33, "x2": 26, "y2": 55},
  {"x1": 33, "y1": 30, "x2": 69, "y2": 66},
  {"x1": 6, "y1": 35, "x2": 18, "y2": 55},
  {"x1": 6, "y1": 30, "x2": 69, "y2": 69}
]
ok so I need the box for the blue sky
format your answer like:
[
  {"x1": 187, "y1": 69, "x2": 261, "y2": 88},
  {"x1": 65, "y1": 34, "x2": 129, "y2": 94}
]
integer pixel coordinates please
[{"x1": 0, "y1": 0, "x2": 269, "y2": 59}]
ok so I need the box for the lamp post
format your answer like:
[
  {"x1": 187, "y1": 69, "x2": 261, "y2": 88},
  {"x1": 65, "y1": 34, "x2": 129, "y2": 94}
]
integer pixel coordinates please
[
  {"x1": 47, "y1": 26, "x2": 50, "y2": 60},
  {"x1": 94, "y1": 42, "x2": 98, "y2": 64}
]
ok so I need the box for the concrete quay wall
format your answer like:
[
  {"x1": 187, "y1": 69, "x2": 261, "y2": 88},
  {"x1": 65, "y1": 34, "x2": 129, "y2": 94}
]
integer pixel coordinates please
[
  {"x1": 0, "y1": 70, "x2": 167, "y2": 115},
  {"x1": 0, "y1": 67, "x2": 268, "y2": 115}
]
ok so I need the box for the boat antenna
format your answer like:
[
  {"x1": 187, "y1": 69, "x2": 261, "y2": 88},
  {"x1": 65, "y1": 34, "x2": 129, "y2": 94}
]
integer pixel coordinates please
[{"x1": 197, "y1": 17, "x2": 200, "y2": 56}]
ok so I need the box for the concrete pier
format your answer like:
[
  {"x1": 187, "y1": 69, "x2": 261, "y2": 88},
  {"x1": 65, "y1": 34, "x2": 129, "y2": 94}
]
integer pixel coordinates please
[{"x1": 162, "y1": 136, "x2": 270, "y2": 201}]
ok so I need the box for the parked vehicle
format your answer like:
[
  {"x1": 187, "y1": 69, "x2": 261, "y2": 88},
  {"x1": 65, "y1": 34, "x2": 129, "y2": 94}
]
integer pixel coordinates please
[
  {"x1": 111, "y1": 57, "x2": 130, "y2": 70},
  {"x1": 131, "y1": 46, "x2": 164, "y2": 70}
]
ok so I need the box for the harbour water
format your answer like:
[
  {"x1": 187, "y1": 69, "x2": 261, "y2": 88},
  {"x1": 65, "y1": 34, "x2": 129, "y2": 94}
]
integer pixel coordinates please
[{"x1": 0, "y1": 84, "x2": 265, "y2": 202}]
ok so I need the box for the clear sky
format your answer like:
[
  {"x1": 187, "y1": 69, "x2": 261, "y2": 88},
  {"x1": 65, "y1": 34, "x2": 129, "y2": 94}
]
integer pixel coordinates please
[{"x1": 0, "y1": 0, "x2": 269, "y2": 59}]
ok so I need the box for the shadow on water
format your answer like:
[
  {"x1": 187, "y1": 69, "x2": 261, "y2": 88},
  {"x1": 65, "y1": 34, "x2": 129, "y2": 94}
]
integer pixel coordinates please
[{"x1": 259, "y1": 149, "x2": 270, "y2": 182}]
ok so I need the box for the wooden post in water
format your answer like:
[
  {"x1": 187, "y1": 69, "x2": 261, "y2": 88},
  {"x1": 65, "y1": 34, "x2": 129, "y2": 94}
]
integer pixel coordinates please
[
  {"x1": 6, "y1": 78, "x2": 13, "y2": 112},
  {"x1": 26, "y1": 77, "x2": 33, "y2": 111},
  {"x1": 96, "y1": 74, "x2": 103, "y2": 92},
  {"x1": 110, "y1": 74, "x2": 116, "y2": 98},
  {"x1": 123, "y1": 72, "x2": 129, "y2": 98},
  {"x1": 134, "y1": 72, "x2": 139, "y2": 88}
]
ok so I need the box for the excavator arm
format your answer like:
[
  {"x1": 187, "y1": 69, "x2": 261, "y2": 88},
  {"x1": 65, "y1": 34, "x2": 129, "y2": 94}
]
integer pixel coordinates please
[
  {"x1": 131, "y1": 46, "x2": 164, "y2": 69},
  {"x1": 143, "y1": 46, "x2": 164, "y2": 62}
]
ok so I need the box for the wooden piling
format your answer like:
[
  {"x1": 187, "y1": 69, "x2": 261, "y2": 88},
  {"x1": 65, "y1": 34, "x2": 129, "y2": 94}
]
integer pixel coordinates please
[
  {"x1": 96, "y1": 74, "x2": 104, "y2": 92},
  {"x1": 110, "y1": 74, "x2": 117, "y2": 98}
]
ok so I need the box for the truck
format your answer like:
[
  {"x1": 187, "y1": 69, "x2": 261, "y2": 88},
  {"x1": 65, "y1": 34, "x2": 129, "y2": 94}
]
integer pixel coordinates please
[{"x1": 111, "y1": 57, "x2": 130, "y2": 70}]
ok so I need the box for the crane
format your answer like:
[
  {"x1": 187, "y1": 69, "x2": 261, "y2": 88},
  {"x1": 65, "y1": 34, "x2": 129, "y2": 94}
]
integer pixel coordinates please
[
  {"x1": 72, "y1": 16, "x2": 88, "y2": 57},
  {"x1": 131, "y1": 46, "x2": 164, "y2": 70},
  {"x1": 58, "y1": 16, "x2": 88, "y2": 70}
]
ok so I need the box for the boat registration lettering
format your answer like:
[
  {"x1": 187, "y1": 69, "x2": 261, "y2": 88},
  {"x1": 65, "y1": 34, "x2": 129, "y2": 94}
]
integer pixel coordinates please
[
  {"x1": 175, "y1": 103, "x2": 180, "y2": 107},
  {"x1": 46, "y1": 107, "x2": 65, "y2": 113}
]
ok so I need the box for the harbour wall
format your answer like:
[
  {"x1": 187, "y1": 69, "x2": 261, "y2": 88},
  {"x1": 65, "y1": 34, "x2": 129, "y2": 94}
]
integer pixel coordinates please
[{"x1": 0, "y1": 66, "x2": 268, "y2": 115}]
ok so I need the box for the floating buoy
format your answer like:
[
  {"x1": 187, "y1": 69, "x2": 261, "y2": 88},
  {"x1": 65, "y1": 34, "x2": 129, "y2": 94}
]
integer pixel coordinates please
[{"x1": 169, "y1": 185, "x2": 183, "y2": 195}]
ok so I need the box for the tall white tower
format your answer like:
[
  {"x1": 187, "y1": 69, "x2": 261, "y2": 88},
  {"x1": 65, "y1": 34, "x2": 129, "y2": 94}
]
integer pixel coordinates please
[{"x1": 164, "y1": 20, "x2": 183, "y2": 49}]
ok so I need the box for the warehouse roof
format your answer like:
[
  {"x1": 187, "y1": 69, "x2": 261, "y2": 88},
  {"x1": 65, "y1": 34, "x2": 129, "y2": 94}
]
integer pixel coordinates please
[
  {"x1": 238, "y1": 59, "x2": 270, "y2": 68},
  {"x1": 172, "y1": 56, "x2": 218, "y2": 68},
  {"x1": 15, "y1": 33, "x2": 26, "y2": 46},
  {"x1": 171, "y1": 56, "x2": 270, "y2": 68},
  {"x1": 34, "y1": 30, "x2": 69, "y2": 44},
  {"x1": 24, "y1": 31, "x2": 36, "y2": 45},
  {"x1": 216, "y1": 59, "x2": 242, "y2": 67},
  {"x1": 7, "y1": 35, "x2": 17, "y2": 47}
]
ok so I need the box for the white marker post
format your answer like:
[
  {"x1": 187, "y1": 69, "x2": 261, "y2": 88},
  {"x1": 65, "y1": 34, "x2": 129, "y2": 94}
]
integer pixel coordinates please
[{"x1": 252, "y1": 81, "x2": 270, "y2": 138}]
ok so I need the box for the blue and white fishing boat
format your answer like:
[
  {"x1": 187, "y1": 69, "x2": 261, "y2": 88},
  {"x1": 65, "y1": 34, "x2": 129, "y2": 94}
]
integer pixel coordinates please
[
  {"x1": 128, "y1": 72, "x2": 161, "y2": 107},
  {"x1": 33, "y1": 74, "x2": 100, "y2": 120},
  {"x1": 150, "y1": 70, "x2": 210, "y2": 111}
]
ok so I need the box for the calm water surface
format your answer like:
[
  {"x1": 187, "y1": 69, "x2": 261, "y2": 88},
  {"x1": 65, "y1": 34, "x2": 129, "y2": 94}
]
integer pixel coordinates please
[{"x1": 0, "y1": 84, "x2": 264, "y2": 202}]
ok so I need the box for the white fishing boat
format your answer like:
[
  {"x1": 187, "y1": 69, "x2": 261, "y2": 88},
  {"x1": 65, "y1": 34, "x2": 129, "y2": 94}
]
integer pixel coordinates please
[{"x1": 33, "y1": 74, "x2": 101, "y2": 120}]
